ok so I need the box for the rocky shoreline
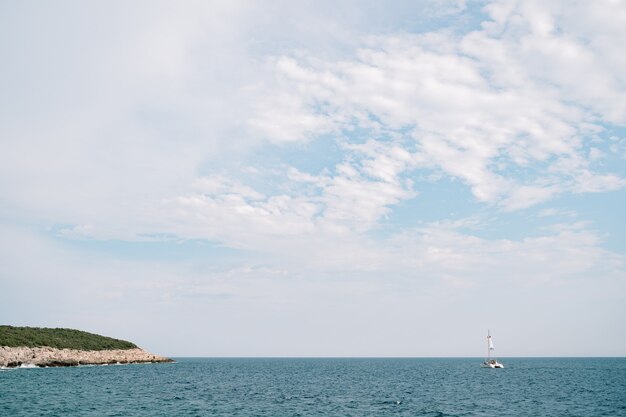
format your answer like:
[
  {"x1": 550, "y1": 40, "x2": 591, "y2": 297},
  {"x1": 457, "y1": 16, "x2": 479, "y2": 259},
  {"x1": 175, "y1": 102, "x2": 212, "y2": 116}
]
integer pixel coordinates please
[{"x1": 0, "y1": 346, "x2": 173, "y2": 368}]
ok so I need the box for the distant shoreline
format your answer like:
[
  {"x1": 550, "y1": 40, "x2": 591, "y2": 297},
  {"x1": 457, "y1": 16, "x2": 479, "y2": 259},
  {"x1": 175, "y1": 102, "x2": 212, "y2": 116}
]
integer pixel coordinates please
[{"x1": 0, "y1": 325, "x2": 173, "y2": 367}]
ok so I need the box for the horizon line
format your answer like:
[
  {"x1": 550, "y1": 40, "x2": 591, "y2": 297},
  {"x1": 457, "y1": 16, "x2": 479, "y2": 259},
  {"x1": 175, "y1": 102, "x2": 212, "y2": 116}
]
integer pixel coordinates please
[{"x1": 164, "y1": 356, "x2": 626, "y2": 359}]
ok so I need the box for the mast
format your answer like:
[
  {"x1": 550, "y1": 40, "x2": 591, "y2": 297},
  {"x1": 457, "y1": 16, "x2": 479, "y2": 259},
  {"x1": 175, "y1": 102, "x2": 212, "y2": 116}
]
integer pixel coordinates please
[{"x1": 487, "y1": 330, "x2": 491, "y2": 361}]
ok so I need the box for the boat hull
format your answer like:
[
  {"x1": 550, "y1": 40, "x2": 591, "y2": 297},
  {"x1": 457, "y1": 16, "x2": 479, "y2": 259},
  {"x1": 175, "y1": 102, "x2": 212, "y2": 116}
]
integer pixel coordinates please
[{"x1": 482, "y1": 361, "x2": 504, "y2": 368}]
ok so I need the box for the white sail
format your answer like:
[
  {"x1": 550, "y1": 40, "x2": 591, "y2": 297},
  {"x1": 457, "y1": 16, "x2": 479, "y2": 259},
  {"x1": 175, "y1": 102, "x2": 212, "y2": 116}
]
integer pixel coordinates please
[{"x1": 488, "y1": 336, "x2": 495, "y2": 350}]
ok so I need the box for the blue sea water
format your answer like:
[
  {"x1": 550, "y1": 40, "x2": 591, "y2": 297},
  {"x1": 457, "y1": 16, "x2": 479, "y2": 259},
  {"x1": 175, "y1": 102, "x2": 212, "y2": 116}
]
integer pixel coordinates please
[{"x1": 1, "y1": 358, "x2": 625, "y2": 416}]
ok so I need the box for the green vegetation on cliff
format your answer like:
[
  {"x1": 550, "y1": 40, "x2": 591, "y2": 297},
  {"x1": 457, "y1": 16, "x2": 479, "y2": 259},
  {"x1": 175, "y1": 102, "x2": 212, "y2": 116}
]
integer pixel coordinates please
[{"x1": 0, "y1": 326, "x2": 138, "y2": 351}]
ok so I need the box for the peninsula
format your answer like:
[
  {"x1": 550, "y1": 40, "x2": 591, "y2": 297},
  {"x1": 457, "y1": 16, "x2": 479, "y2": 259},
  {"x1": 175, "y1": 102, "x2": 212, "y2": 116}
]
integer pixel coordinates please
[{"x1": 0, "y1": 325, "x2": 173, "y2": 368}]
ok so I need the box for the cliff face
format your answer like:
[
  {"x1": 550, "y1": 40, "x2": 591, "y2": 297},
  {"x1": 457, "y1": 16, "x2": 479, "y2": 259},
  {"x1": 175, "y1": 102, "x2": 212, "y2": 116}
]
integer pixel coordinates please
[{"x1": 0, "y1": 346, "x2": 173, "y2": 368}]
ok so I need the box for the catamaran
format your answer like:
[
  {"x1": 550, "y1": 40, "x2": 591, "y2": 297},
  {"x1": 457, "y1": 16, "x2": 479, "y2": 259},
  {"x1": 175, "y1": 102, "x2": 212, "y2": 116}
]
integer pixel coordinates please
[{"x1": 481, "y1": 330, "x2": 504, "y2": 368}]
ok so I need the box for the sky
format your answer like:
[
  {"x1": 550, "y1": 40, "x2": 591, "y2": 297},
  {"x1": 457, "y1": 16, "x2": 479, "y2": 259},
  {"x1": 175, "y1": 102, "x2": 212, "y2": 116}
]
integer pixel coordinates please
[{"x1": 1, "y1": 0, "x2": 625, "y2": 357}]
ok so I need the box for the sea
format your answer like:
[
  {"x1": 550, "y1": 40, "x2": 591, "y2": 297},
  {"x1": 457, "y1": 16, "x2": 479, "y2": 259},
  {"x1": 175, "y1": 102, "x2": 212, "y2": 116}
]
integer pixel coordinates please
[{"x1": 1, "y1": 358, "x2": 625, "y2": 416}]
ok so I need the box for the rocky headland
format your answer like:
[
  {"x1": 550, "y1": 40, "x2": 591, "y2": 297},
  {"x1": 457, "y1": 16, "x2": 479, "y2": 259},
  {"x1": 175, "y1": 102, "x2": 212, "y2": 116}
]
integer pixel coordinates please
[{"x1": 0, "y1": 325, "x2": 173, "y2": 368}]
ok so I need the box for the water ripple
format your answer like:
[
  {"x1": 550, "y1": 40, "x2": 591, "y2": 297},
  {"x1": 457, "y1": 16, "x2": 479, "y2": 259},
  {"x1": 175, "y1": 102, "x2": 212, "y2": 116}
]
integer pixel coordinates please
[{"x1": 1, "y1": 358, "x2": 625, "y2": 416}]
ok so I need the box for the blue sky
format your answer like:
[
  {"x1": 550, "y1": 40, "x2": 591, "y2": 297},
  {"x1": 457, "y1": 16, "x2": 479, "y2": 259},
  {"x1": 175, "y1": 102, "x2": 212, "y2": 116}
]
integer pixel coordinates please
[{"x1": 1, "y1": 0, "x2": 625, "y2": 357}]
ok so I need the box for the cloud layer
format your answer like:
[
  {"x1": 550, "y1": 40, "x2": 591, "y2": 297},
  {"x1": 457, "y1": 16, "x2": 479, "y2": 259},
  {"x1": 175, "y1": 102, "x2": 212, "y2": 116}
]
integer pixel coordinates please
[{"x1": 1, "y1": 0, "x2": 625, "y2": 356}]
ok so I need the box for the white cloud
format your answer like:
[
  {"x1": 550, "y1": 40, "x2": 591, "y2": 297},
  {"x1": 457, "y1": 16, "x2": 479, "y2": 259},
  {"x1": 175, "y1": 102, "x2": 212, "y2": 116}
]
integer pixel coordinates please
[
  {"x1": 537, "y1": 208, "x2": 575, "y2": 218},
  {"x1": 249, "y1": 1, "x2": 626, "y2": 212},
  {"x1": 501, "y1": 185, "x2": 558, "y2": 211},
  {"x1": 572, "y1": 171, "x2": 626, "y2": 194},
  {"x1": 386, "y1": 220, "x2": 625, "y2": 288},
  {"x1": 2, "y1": 0, "x2": 623, "y2": 247},
  {"x1": 4, "y1": 0, "x2": 623, "y2": 250},
  {"x1": 152, "y1": 140, "x2": 418, "y2": 246}
]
